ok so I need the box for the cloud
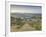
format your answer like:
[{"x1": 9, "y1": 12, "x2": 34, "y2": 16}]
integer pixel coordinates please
[{"x1": 10, "y1": 5, "x2": 41, "y2": 13}]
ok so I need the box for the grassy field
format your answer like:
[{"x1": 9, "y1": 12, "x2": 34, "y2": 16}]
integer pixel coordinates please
[{"x1": 10, "y1": 16, "x2": 42, "y2": 32}]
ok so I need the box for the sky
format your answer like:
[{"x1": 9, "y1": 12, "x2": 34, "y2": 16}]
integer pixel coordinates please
[{"x1": 10, "y1": 5, "x2": 42, "y2": 13}]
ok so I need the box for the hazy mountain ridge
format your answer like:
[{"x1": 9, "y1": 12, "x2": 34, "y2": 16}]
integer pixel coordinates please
[{"x1": 11, "y1": 13, "x2": 41, "y2": 18}]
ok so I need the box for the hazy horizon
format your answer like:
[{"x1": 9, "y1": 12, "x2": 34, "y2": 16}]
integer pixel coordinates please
[{"x1": 11, "y1": 13, "x2": 41, "y2": 18}]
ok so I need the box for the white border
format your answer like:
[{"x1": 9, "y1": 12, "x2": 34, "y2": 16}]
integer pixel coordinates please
[{"x1": 6, "y1": 1, "x2": 45, "y2": 37}]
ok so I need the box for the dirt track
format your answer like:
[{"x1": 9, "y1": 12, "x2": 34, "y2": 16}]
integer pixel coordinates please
[{"x1": 11, "y1": 22, "x2": 35, "y2": 32}]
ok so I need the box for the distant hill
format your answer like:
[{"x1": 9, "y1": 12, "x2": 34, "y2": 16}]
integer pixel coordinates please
[{"x1": 11, "y1": 13, "x2": 41, "y2": 18}]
